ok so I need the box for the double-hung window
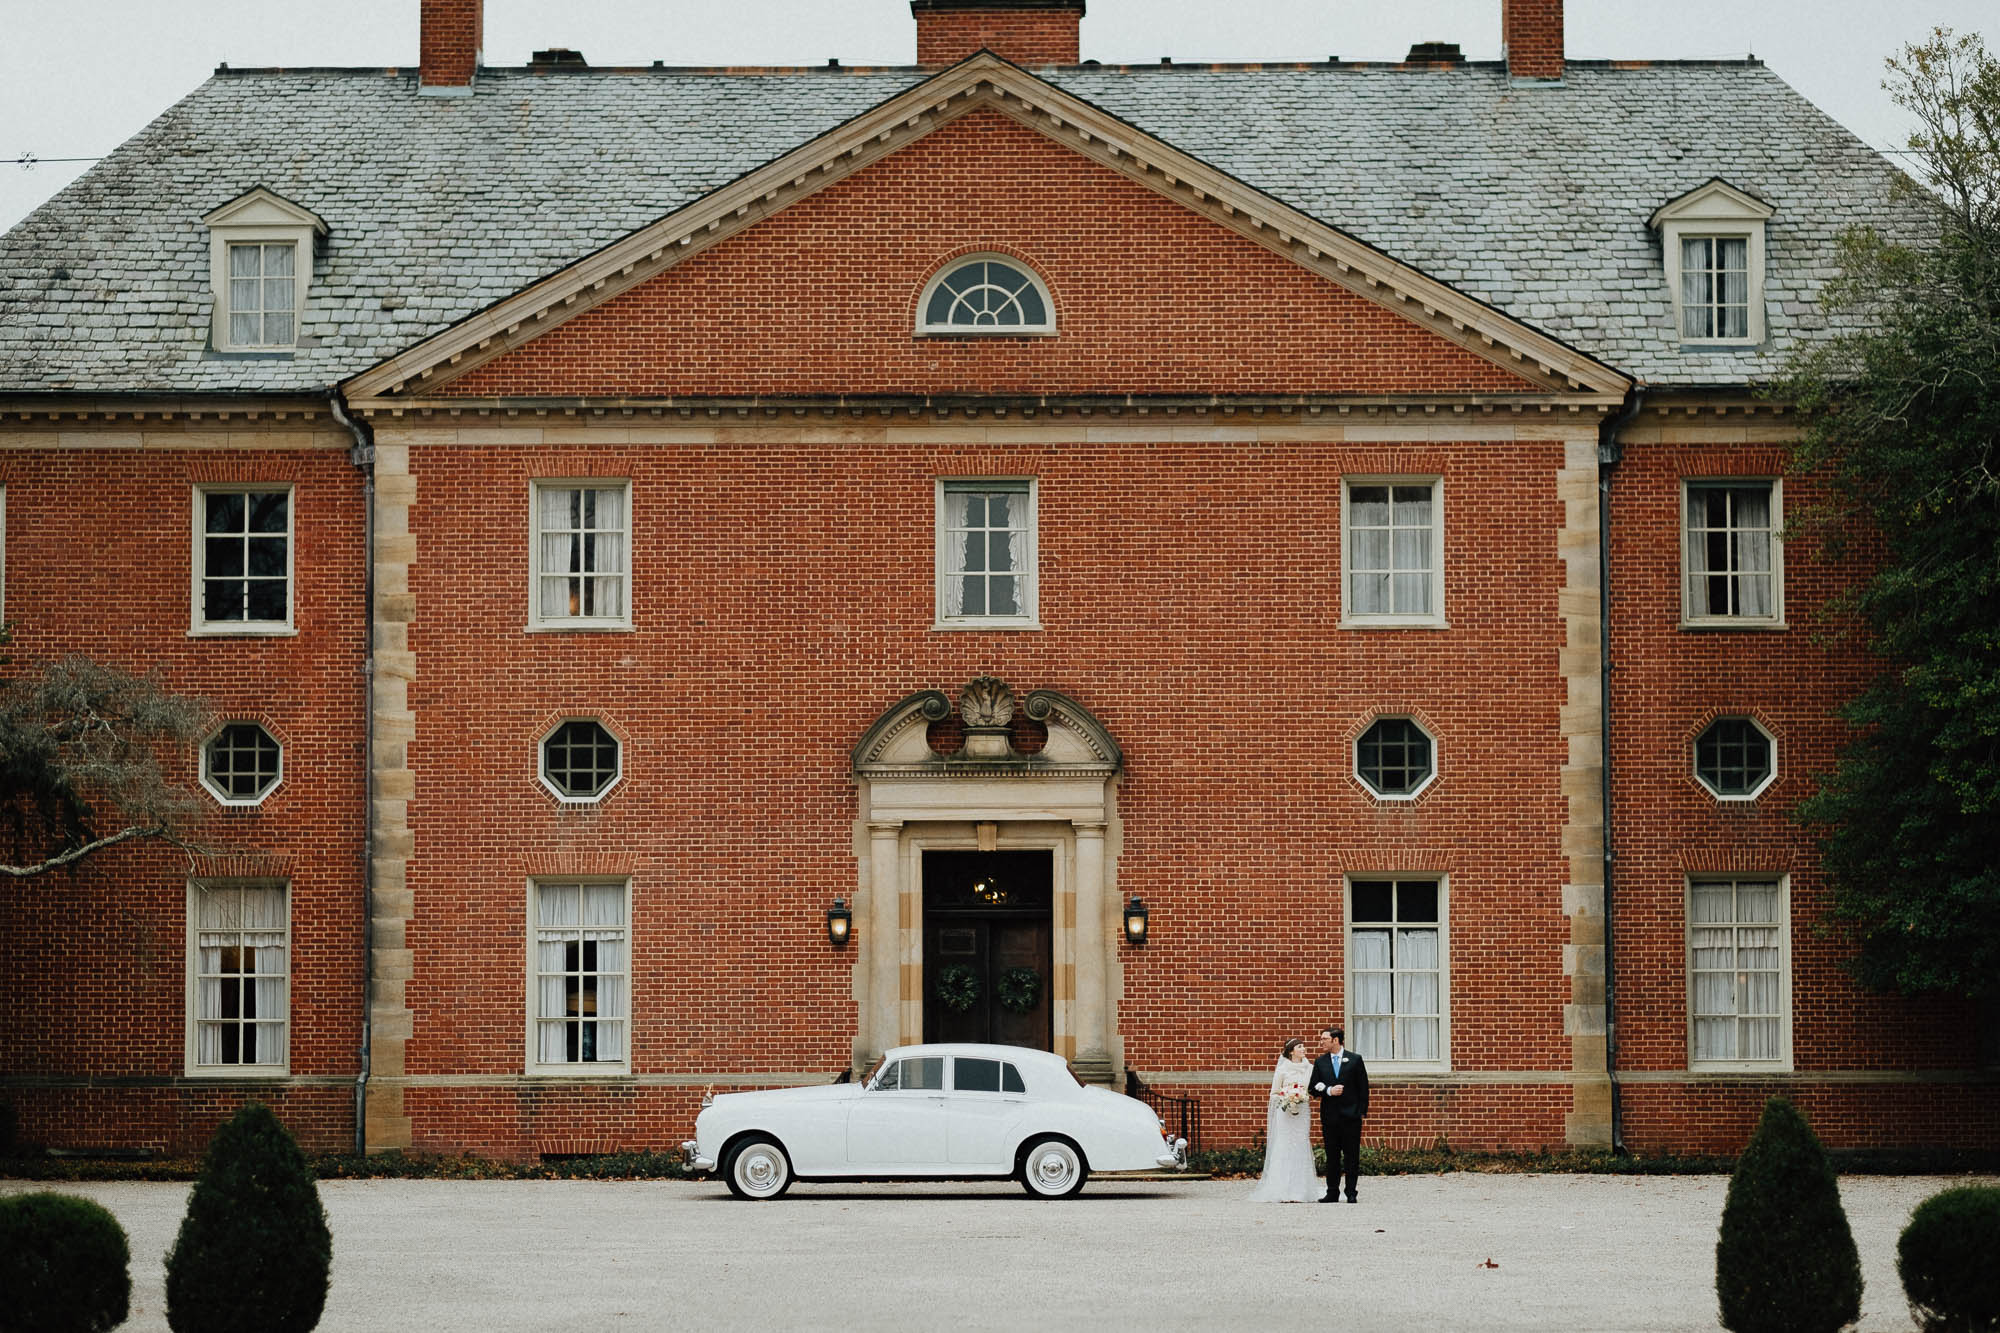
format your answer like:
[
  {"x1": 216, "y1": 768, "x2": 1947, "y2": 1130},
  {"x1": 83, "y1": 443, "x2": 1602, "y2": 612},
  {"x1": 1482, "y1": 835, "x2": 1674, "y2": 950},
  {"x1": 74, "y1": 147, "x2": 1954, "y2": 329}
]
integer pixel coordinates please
[
  {"x1": 936, "y1": 479, "x2": 1037, "y2": 628},
  {"x1": 531, "y1": 481, "x2": 630, "y2": 630},
  {"x1": 1347, "y1": 877, "x2": 1447, "y2": 1068},
  {"x1": 1342, "y1": 478, "x2": 1443, "y2": 627},
  {"x1": 1688, "y1": 877, "x2": 1789, "y2": 1069},
  {"x1": 1683, "y1": 480, "x2": 1782, "y2": 625},
  {"x1": 202, "y1": 187, "x2": 324, "y2": 354},
  {"x1": 193, "y1": 486, "x2": 293, "y2": 633},
  {"x1": 188, "y1": 881, "x2": 289, "y2": 1074},
  {"x1": 1650, "y1": 180, "x2": 1772, "y2": 348},
  {"x1": 529, "y1": 881, "x2": 630, "y2": 1073}
]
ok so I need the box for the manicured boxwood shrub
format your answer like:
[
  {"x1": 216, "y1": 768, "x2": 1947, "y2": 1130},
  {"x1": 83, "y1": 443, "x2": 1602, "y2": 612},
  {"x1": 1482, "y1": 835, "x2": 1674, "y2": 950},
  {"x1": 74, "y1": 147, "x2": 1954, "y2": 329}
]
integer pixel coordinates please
[
  {"x1": 1899, "y1": 1185, "x2": 2000, "y2": 1332},
  {"x1": 165, "y1": 1102, "x2": 333, "y2": 1333},
  {"x1": 0, "y1": 1191, "x2": 131, "y2": 1333},
  {"x1": 1715, "y1": 1097, "x2": 1863, "y2": 1333}
]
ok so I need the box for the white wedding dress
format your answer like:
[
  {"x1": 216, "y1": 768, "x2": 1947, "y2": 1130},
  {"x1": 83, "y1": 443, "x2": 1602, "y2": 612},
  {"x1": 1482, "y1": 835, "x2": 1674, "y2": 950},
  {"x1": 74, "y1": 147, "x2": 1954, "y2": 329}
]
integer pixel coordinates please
[{"x1": 1247, "y1": 1056, "x2": 1319, "y2": 1202}]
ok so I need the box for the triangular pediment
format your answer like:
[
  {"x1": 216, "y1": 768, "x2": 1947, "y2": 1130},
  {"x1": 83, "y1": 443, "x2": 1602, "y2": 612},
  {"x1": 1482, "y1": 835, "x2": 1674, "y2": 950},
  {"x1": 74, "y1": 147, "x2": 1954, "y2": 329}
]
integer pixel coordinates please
[
  {"x1": 202, "y1": 186, "x2": 328, "y2": 234},
  {"x1": 1648, "y1": 178, "x2": 1774, "y2": 229},
  {"x1": 345, "y1": 53, "x2": 1627, "y2": 402}
]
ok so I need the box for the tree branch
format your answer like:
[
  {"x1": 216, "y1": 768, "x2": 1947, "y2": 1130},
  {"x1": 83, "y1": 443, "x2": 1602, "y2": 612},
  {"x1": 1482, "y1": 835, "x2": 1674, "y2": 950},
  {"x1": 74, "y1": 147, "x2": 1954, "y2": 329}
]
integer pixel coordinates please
[{"x1": 0, "y1": 824, "x2": 170, "y2": 877}]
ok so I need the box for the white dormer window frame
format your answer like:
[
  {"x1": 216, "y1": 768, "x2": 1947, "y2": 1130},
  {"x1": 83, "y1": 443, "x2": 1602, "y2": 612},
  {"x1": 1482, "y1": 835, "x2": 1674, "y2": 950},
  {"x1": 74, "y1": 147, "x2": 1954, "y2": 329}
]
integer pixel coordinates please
[
  {"x1": 1650, "y1": 180, "x2": 1774, "y2": 348},
  {"x1": 201, "y1": 188, "x2": 327, "y2": 354}
]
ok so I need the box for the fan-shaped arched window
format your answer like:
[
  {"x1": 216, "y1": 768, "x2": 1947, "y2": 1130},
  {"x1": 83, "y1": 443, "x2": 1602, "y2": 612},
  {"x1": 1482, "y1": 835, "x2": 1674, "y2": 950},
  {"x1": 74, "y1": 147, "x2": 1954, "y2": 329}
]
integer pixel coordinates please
[{"x1": 918, "y1": 256, "x2": 1055, "y2": 334}]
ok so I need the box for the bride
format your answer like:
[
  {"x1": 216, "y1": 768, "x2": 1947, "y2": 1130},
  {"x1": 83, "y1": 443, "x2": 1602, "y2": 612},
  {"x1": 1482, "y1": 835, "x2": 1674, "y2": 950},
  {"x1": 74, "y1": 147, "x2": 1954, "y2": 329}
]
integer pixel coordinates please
[{"x1": 1247, "y1": 1037, "x2": 1319, "y2": 1202}]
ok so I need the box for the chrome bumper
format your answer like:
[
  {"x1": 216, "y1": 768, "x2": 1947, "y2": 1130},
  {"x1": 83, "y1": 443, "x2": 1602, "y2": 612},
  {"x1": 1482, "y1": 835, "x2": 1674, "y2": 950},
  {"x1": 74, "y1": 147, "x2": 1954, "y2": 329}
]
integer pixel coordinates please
[
  {"x1": 1155, "y1": 1137, "x2": 1188, "y2": 1170},
  {"x1": 681, "y1": 1140, "x2": 715, "y2": 1173}
]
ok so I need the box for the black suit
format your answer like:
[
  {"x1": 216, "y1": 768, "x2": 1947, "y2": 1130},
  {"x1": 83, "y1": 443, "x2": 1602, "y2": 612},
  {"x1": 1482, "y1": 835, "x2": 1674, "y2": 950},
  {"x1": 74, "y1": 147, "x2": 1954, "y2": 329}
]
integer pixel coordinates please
[{"x1": 1311, "y1": 1047, "x2": 1369, "y2": 1200}]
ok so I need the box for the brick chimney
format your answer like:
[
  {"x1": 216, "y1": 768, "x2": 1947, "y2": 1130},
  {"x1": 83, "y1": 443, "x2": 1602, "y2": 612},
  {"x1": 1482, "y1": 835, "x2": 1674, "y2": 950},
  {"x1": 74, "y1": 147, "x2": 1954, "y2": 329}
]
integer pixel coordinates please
[
  {"x1": 911, "y1": 0, "x2": 1084, "y2": 66},
  {"x1": 420, "y1": 0, "x2": 483, "y2": 94},
  {"x1": 1502, "y1": 0, "x2": 1563, "y2": 82}
]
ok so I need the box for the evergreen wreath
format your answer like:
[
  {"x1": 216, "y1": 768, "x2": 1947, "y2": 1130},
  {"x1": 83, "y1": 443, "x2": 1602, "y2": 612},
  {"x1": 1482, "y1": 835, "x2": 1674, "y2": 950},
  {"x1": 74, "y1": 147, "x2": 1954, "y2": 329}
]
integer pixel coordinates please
[
  {"x1": 996, "y1": 967, "x2": 1044, "y2": 1014},
  {"x1": 934, "y1": 963, "x2": 981, "y2": 1012}
]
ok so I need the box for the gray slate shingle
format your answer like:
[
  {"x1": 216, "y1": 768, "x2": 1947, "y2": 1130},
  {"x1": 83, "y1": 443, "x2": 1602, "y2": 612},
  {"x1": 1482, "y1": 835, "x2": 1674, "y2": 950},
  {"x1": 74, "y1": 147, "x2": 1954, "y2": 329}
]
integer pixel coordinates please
[{"x1": 0, "y1": 61, "x2": 1927, "y2": 394}]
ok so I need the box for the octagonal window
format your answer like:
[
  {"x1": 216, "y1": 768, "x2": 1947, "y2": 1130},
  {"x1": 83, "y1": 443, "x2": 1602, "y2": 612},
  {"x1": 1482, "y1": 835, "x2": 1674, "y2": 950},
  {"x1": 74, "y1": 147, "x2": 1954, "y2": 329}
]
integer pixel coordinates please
[
  {"x1": 1356, "y1": 717, "x2": 1436, "y2": 799},
  {"x1": 541, "y1": 719, "x2": 621, "y2": 803},
  {"x1": 201, "y1": 722, "x2": 282, "y2": 806},
  {"x1": 1695, "y1": 716, "x2": 1775, "y2": 799}
]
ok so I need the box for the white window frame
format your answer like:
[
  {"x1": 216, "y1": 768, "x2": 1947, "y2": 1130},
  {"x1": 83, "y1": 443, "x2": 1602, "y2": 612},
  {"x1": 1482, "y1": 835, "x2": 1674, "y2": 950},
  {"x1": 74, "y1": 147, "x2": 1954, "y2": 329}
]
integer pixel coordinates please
[
  {"x1": 538, "y1": 716, "x2": 624, "y2": 805},
  {"x1": 1650, "y1": 180, "x2": 1773, "y2": 348},
  {"x1": 1693, "y1": 714, "x2": 1778, "y2": 802},
  {"x1": 1686, "y1": 875, "x2": 1792, "y2": 1072},
  {"x1": 1354, "y1": 714, "x2": 1439, "y2": 801},
  {"x1": 189, "y1": 484, "x2": 296, "y2": 636},
  {"x1": 1340, "y1": 477, "x2": 1445, "y2": 628},
  {"x1": 199, "y1": 721, "x2": 285, "y2": 807},
  {"x1": 1681, "y1": 478, "x2": 1784, "y2": 629},
  {"x1": 526, "y1": 878, "x2": 633, "y2": 1077},
  {"x1": 201, "y1": 188, "x2": 325, "y2": 354},
  {"x1": 916, "y1": 254, "x2": 1056, "y2": 336},
  {"x1": 1344, "y1": 874, "x2": 1450, "y2": 1073},
  {"x1": 185, "y1": 879, "x2": 290, "y2": 1077},
  {"x1": 934, "y1": 478, "x2": 1039, "y2": 630},
  {"x1": 528, "y1": 479, "x2": 633, "y2": 632}
]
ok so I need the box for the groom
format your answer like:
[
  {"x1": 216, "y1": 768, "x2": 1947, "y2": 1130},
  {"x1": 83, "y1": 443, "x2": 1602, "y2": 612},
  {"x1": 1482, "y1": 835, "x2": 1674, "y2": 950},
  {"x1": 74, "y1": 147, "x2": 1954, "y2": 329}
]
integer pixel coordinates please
[{"x1": 1310, "y1": 1025, "x2": 1369, "y2": 1203}]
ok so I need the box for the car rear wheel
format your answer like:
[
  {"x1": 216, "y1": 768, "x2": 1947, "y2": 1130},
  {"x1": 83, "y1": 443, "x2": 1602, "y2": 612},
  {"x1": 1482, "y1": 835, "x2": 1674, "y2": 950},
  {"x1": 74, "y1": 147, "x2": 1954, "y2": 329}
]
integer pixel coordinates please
[
  {"x1": 1019, "y1": 1136, "x2": 1087, "y2": 1198},
  {"x1": 724, "y1": 1136, "x2": 793, "y2": 1200}
]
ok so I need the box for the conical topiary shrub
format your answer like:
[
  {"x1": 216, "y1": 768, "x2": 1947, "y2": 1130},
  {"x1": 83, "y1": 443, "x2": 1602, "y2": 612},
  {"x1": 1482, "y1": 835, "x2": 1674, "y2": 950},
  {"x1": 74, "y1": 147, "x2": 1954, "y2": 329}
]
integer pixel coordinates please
[
  {"x1": 0, "y1": 1191, "x2": 131, "y2": 1333},
  {"x1": 1715, "y1": 1096, "x2": 1863, "y2": 1333},
  {"x1": 165, "y1": 1102, "x2": 332, "y2": 1333},
  {"x1": 1898, "y1": 1184, "x2": 2000, "y2": 1332}
]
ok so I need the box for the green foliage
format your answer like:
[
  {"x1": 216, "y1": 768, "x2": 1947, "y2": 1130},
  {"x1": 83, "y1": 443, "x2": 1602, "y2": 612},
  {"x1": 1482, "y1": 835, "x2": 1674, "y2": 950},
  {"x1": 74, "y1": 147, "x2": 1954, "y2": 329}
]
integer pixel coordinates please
[
  {"x1": 0, "y1": 1191, "x2": 132, "y2": 1333},
  {"x1": 1899, "y1": 1185, "x2": 2000, "y2": 1332},
  {"x1": 1715, "y1": 1098, "x2": 1863, "y2": 1333},
  {"x1": 1782, "y1": 29, "x2": 2000, "y2": 1002},
  {"x1": 165, "y1": 1103, "x2": 332, "y2": 1333},
  {"x1": 0, "y1": 650, "x2": 210, "y2": 878}
]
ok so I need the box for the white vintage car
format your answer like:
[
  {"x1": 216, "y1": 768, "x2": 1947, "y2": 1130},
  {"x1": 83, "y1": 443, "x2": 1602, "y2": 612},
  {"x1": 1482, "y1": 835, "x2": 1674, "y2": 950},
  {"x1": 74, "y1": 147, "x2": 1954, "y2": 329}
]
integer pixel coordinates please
[{"x1": 681, "y1": 1043, "x2": 1187, "y2": 1199}]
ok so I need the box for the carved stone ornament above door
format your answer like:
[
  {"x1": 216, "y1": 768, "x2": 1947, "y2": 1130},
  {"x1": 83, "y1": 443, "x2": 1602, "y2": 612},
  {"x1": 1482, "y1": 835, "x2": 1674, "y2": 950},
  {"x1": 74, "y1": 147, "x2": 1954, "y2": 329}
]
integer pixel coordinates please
[{"x1": 852, "y1": 677, "x2": 1121, "y2": 780}]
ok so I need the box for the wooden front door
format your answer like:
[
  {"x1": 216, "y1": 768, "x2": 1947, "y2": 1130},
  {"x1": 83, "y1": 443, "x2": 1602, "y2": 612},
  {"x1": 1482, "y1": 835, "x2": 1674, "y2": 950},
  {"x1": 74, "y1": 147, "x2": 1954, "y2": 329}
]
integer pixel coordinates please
[{"x1": 922, "y1": 850, "x2": 1053, "y2": 1051}]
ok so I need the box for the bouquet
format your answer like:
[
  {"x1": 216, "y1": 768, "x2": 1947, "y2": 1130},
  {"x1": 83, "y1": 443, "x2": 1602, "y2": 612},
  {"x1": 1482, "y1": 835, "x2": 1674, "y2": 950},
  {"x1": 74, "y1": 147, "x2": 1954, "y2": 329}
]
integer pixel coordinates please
[{"x1": 1275, "y1": 1080, "x2": 1308, "y2": 1116}]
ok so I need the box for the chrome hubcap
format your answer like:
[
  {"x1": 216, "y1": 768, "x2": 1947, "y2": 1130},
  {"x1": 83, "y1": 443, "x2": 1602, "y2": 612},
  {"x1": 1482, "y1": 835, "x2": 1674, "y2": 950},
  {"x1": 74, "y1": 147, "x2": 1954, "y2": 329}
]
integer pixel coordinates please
[
  {"x1": 738, "y1": 1149, "x2": 781, "y2": 1192},
  {"x1": 1031, "y1": 1147, "x2": 1076, "y2": 1190}
]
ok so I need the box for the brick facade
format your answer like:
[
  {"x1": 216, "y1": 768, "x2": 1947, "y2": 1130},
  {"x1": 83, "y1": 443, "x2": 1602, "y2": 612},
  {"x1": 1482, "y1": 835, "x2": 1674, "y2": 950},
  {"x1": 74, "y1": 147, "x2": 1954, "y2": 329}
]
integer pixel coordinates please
[{"x1": 914, "y1": 2, "x2": 1084, "y2": 66}]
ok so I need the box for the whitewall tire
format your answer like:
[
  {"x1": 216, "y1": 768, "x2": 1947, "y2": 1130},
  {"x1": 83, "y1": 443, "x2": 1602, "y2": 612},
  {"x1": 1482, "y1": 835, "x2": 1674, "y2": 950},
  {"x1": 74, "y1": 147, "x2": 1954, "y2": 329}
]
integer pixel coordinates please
[
  {"x1": 725, "y1": 1136, "x2": 793, "y2": 1200},
  {"x1": 1019, "y1": 1137, "x2": 1087, "y2": 1198}
]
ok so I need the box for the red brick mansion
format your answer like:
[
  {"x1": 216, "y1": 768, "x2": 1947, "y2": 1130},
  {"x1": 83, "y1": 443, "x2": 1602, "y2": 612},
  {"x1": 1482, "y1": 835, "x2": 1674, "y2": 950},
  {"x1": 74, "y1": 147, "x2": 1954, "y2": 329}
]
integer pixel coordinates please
[{"x1": 1, "y1": 0, "x2": 1989, "y2": 1158}]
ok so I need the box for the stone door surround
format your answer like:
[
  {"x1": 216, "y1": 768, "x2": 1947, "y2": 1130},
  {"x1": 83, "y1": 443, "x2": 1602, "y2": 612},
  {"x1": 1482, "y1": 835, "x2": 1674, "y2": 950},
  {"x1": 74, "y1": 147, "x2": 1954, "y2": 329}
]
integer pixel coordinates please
[{"x1": 851, "y1": 677, "x2": 1124, "y2": 1082}]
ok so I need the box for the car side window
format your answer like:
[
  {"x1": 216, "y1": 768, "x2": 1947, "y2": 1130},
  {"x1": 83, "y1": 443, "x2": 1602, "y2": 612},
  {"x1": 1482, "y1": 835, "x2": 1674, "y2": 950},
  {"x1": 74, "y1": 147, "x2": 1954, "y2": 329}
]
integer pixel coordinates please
[
  {"x1": 1002, "y1": 1063, "x2": 1025, "y2": 1094},
  {"x1": 954, "y1": 1058, "x2": 1001, "y2": 1092},
  {"x1": 874, "y1": 1060, "x2": 901, "y2": 1090},
  {"x1": 902, "y1": 1057, "x2": 945, "y2": 1090}
]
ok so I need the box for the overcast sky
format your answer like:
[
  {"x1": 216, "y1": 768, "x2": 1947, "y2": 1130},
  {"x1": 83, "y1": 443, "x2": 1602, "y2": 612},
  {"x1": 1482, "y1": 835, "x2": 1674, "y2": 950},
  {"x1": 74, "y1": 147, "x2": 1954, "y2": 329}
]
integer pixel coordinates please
[{"x1": 1, "y1": 0, "x2": 1990, "y2": 233}]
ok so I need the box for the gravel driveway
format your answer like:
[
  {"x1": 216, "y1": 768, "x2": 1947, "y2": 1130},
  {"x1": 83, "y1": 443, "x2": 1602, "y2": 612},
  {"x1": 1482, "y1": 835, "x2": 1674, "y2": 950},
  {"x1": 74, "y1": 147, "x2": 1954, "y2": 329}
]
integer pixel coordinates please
[{"x1": 4, "y1": 1173, "x2": 1984, "y2": 1331}]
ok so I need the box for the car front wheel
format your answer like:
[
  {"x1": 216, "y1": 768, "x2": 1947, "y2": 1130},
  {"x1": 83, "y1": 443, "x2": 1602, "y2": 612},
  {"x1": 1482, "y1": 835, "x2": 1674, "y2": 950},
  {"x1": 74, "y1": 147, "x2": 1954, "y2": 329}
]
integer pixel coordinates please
[
  {"x1": 1019, "y1": 1137, "x2": 1087, "y2": 1198},
  {"x1": 725, "y1": 1136, "x2": 793, "y2": 1200}
]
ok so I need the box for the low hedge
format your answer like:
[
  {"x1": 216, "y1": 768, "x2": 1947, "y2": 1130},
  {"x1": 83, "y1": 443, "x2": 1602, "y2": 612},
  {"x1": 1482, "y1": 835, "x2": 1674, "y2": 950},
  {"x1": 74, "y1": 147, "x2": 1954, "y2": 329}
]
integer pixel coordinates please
[
  {"x1": 1899, "y1": 1185, "x2": 2000, "y2": 1333},
  {"x1": 0, "y1": 1191, "x2": 131, "y2": 1333}
]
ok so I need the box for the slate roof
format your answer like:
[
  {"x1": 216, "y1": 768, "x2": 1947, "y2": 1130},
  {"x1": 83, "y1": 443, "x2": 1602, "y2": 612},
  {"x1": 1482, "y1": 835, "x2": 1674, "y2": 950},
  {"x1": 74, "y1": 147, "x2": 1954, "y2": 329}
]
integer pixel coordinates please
[{"x1": 0, "y1": 60, "x2": 1927, "y2": 395}]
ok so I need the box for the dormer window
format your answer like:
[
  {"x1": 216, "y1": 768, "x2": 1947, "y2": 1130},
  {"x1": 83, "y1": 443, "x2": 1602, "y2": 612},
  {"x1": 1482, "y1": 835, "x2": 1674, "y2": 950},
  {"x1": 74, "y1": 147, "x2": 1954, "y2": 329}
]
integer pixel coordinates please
[
  {"x1": 201, "y1": 187, "x2": 327, "y2": 354},
  {"x1": 917, "y1": 255, "x2": 1055, "y2": 335},
  {"x1": 1650, "y1": 180, "x2": 1773, "y2": 348}
]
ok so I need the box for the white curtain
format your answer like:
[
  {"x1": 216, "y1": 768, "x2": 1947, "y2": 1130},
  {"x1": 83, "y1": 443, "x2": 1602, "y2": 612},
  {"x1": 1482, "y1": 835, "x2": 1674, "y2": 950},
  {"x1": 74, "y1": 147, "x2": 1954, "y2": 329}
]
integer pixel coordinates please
[
  {"x1": 1351, "y1": 928, "x2": 1393, "y2": 1057},
  {"x1": 1682, "y1": 237, "x2": 1714, "y2": 338},
  {"x1": 195, "y1": 884, "x2": 286, "y2": 1066},
  {"x1": 1394, "y1": 928, "x2": 1441, "y2": 1062},
  {"x1": 1717, "y1": 237, "x2": 1749, "y2": 338},
  {"x1": 1733, "y1": 487, "x2": 1773, "y2": 617},
  {"x1": 539, "y1": 487, "x2": 625, "y2": 619},
  {"x1": 536, "y1": 884, "x2": 626, "y2": 1064},
  {"x1": 1348, "y1": 487, "x2": 1390, "y2": 615},
  {"x1": 584, "y1": 885, "x2": 627, "y2": 1062}
]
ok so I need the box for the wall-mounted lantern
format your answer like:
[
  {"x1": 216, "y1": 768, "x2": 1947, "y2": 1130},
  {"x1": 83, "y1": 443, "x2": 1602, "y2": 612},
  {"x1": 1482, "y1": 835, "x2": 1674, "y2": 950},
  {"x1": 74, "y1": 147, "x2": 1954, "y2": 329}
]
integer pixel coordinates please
[
  {"x1": 1123, "y1": 896, "x2": 1149, "y2": 946},
  {"x1": 826, "y1": 899, "x2": 853, "y2": 947}
]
